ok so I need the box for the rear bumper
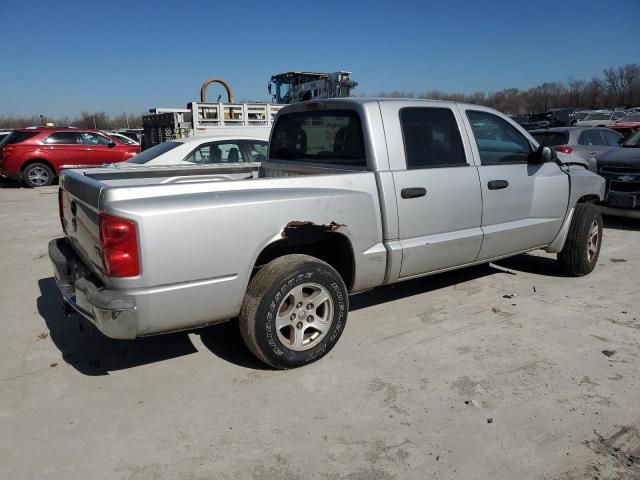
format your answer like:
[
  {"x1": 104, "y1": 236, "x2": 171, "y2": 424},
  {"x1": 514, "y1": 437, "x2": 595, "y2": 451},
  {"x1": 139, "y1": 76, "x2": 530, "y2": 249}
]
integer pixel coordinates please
[{"x1": 48, "y1": 238, "x2": 137, "y2": 339}]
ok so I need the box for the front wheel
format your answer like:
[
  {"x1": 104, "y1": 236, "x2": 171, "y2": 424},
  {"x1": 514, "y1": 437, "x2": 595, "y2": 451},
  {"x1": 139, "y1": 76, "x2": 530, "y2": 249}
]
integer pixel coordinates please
[
  {"x1": 558, "y1": 203, "x2": 603, "y2": 276},
  {"x1": 23, "y1": 162, "x2": 54, "y2": 187},
  {"x1": 239, "y1": 254, "x2": 348, "y2": 369}
]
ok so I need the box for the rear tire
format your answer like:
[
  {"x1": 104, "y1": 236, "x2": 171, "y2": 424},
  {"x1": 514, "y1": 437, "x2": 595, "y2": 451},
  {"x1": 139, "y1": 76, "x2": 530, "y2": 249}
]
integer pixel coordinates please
[
  {"x1": 239, "y1": 254, "x2": 348, "y2": 369},
  {"x1": 23, "y1": 162, "x2": 54, "y2": 188},
  {"x1": 558, "y1": 203, "x2": 603, "y2": 276}
]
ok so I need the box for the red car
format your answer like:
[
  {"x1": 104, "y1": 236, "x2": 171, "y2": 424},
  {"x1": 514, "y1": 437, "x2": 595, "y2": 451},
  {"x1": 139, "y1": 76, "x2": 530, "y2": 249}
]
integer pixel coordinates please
[
  {"x1": 607, "y1": 113, "x2": 640, "y2": 139},
  {"x1": 0, "y1": 127, "x2": 140, "y2": 187}
]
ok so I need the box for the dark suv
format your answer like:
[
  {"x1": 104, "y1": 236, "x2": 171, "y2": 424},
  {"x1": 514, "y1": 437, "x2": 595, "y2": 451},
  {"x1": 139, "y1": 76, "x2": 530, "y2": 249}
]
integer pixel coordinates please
[{"x1": 0, "y1": 127, "x2": 140, "y2": 187}]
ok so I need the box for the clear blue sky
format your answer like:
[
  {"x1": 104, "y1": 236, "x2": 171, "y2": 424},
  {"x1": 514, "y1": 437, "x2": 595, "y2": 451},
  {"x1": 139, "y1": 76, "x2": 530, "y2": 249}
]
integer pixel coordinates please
[{"x1": 1, "y1": 0, "x2": 638, "y2": 117}]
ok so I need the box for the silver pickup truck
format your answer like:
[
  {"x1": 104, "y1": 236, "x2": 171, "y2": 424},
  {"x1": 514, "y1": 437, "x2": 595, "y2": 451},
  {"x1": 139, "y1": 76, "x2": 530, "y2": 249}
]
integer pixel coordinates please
[{"x1": 49, "y1": 99, "x2": 606, "y2": 368}]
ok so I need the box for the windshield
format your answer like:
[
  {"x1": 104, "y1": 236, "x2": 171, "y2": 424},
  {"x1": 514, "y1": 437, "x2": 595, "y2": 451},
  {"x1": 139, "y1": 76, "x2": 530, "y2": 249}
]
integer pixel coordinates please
[
  {"x1": 531, "y1": 131, "x2": 569, "y2": 147},
  {"x1": 618, "y1": 114, "x2": 640, "y2": 123},
  {"x1": 270, "y1": 110, "x2": 366, "y2": 167},
  {"x1": 623, "y1": 131, "x2": 640, "y2": 147},
  {"x1": 583, "y1": 112, "x2": 611, "y2": 121},
  {"x1": 127, "y1": 141, "x2": 181, "y2": 164}
]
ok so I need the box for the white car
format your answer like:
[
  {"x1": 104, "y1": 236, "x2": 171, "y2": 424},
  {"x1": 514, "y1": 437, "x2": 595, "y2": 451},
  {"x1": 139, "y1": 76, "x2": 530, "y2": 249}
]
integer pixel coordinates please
[
  {"x1": 125, "y1": 135, "x2": 269, "y2": 166},
  {"x1": 576, "y1": 111, "x2": 626, "y2": 127},
  {"x1": 105, "y1": 131, "x2": 140, "y2": 146}
]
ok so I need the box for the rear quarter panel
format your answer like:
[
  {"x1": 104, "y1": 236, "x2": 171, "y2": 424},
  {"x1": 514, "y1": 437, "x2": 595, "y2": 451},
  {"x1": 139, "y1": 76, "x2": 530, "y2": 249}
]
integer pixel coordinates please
[{"x1": 100, "y1": 172, "x2": 386, "y2": 334}]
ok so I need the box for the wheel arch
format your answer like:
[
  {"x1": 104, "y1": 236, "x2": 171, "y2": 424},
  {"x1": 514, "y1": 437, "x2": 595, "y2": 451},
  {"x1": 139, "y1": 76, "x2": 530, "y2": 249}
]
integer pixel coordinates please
[
  {"x1": 252, "y1": 226, "x2": 356, "y2": 291},
  {"x1": 21, "y1": 158, "x2": 57, "y2": 175}
]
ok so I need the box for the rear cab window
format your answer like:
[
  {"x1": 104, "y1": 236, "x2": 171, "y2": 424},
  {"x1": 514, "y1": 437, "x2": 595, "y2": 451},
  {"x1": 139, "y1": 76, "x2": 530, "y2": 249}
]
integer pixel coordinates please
[
  {"x1": 269, "y1": 110, "x2": 366, "y2": 168},
  {"x1": 400, "y1": 107, "x2": 467, "y2": 169}
]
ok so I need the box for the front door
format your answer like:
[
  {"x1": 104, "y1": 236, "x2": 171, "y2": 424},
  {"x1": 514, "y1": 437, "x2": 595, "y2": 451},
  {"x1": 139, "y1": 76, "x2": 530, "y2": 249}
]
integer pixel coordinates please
[
  {"x1": 79, "y1": 132, "x2": 122, "y2": 165},
  {"x1": 463, "y1": 109, "x2": 569, "y2": 261},
  {"x1": 381, "y1": 103, "x2": 484, "y2": 279}
]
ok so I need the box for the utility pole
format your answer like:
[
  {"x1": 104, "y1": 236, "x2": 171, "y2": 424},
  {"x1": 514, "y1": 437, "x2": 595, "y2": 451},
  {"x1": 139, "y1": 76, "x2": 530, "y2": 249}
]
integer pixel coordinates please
[{"x1": 92, "y1": 114, "x2": 97, "y2": 129}]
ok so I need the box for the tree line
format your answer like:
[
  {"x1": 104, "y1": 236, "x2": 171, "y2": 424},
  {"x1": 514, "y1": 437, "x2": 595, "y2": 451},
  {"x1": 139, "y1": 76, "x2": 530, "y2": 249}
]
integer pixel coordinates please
[
  {"x1": 365, "y1": 63, "x2": 640, "y2": 114},
  {"x1": 0, "y1": 111, "x2": 146, "y2": 130},
  {"x1": 1, "y1": 63, "x2": 638, "y2": 129}
]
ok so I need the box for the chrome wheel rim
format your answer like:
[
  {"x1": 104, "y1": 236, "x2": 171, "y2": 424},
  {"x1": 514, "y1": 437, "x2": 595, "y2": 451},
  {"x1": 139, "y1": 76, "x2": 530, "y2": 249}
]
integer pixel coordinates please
[
  {"x1": 275, "y1": 282, "x2": 334, "y2": 352},
  {"x1": 27, "y1": 166, "x2": 50, "y2": 186},
  {"x1": 587, "y1": 220, "x2": 600, "y2": 262}
]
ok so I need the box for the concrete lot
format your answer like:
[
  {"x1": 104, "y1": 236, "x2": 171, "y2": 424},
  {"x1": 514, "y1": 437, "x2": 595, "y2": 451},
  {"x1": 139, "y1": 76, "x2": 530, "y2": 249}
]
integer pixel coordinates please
[{"x1": 0, "y1": 181, "x2": 639, "y2": 480}]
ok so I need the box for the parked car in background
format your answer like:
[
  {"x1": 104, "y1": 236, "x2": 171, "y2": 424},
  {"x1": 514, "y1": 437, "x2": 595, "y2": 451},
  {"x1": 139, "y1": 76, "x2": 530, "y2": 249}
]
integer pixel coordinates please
[
  {"x1": 531, "y1": 127, "x2": 623, "y2": 162},
  {"x1": 124, "y1": 135, "x2": 269, "y2": 166},
  {"x1": 574, "y1": 110, "x2": 596, "y2": 122},
  {"x1": 0, "y1": 130, "x2": 13, "y2": 144},
  {"x1": 0, "y1": 127, "x2": 140, "y2": 187},
  {"x1": 592, "y1": 130, "x2": 640, "y2": 218},
  {"x1": 607, "y1": 113, "x2": 640, "y2": 139},
  {"x1": 116, "y1": 129, "x2": 144, "y2": 143},
  {"x1": 529, "y1": 108, "x2": 577, "y2": 127},
  {"x1": 509, "y1": 114, "x2": 549, "y2": 131},
  {"x1": 105, "y1": 131, "x2": 139, "y2": 146},
  {"x1": 576, "y1": 111, "x2": 626, "y2": 127}
]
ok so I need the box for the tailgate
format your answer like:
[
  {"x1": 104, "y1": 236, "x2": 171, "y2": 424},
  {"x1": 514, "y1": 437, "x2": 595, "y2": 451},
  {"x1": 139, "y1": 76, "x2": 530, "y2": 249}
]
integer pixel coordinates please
[{"x1": 59, "y1": 171, "x2": 107, "y2": 281}]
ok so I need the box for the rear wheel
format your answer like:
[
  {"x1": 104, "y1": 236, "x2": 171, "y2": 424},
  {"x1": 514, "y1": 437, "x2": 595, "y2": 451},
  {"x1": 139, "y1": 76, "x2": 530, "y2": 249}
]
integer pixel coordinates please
[
  {"x1": 558, "y1": 203, "x2": 603, "y2": 276},
  {"x1": 23, "y1": 162, "x2": 54, "y2": 188},
  {"x1": 239, "y1": 254, "x2": 348, "y2": 369}
]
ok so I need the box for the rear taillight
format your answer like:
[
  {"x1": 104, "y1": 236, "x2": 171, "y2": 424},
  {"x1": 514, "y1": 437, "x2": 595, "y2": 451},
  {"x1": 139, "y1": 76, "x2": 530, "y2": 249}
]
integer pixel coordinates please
[
  {"x1": 99, "y1": 213, "x2": 140, "y2": 277},
  {"x1": 554, "y1": 146, "x2": 573, "y2": 154},
  {"x1": 58, "y1": 188, "x2": 65, "y2": 232}
]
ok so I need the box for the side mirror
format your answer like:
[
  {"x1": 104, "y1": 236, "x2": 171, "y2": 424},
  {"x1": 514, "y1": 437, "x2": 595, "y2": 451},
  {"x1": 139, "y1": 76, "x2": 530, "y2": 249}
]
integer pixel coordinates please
[
  {"x1": 529, "y1": 145, "x2": 554, "y2": 164},
  {"x1": 108, "y1": 141, "x2": 117, "y2": 148}
]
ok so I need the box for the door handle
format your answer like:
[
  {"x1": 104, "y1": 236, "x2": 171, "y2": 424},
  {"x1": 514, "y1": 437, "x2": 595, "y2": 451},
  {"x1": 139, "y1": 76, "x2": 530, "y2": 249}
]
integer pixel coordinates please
[
  {"x1": 401, "y1": 187, "x2": 427, "y2": 199},
  {"x1": 488, "y1": 180, "x2": 509, "y2": 190}
]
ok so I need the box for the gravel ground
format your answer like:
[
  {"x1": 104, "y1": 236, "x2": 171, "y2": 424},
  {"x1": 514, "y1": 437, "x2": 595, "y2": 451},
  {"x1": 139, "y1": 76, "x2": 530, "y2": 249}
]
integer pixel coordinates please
[{"x1": 1, "y1": 181, "x2": 639, "y2": 480}]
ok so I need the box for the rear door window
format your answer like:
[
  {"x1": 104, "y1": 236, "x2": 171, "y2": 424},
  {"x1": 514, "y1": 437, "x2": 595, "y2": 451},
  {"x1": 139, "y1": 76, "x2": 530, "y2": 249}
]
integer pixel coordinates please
[
  {"x1": 400, "y1": 107, "x2": 467, "y2": 168},
  {"x1": 578, "y1": 130, "x2": 605, "y2": 146},
  {"x1": 43, "y1": 132, "x2": 82, "y2": 144},
  {"x1": 466, "y1": 111, "x2": 532, "y2": 165},
  {"x1": 270, "y1": 110, "x2": 366, "y2": 167}
]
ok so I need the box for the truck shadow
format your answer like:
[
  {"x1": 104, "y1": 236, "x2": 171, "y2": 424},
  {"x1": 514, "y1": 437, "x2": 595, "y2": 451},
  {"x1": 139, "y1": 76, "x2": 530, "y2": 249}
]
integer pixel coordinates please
[
  {"x1": 37, "y1": 277, "x2": 198, "y2": 376},
  {"x1": 603, "y1": 216, "x2": 640, "y2": 232},
  {"x1": 36, "y1": 253, "x2": 565, "y2": 374},
  {"x1": 198, "y1": 321, "x2": 271, "y2": 370},
  {"x1": 493, "y1": 253, "x2": 567, "y2": 277},
  {"x1": 351, "y1": 264, "x2": 499, "y2": 311}
]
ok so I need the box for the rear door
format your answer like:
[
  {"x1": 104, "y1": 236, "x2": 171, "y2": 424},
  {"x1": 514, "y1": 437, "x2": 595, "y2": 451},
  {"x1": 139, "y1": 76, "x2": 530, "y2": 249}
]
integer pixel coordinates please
[
  {"x1": 462, "y1": 109, "x2": 569, "y2": 261},
  {"x1": 573, "y1": 129, "x2": 613, "y2": 160},
  {"x1": 42, "y1": 132, "x2": 84, "y2": 167},
  {"x1": 381, "y1": 103, "x2": 484, "y2": 278}
]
